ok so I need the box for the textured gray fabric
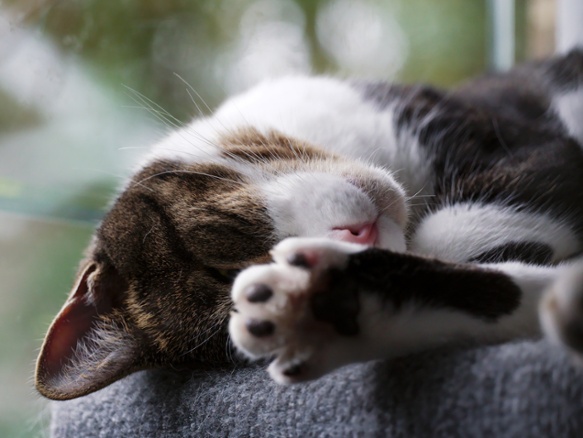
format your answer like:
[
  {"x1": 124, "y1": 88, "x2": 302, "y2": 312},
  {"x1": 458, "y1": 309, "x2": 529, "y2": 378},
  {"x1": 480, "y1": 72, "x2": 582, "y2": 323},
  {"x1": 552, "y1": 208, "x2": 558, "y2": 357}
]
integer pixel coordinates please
[{"x1": 50, "y1": 339, "x2": 583, "y2": 438}]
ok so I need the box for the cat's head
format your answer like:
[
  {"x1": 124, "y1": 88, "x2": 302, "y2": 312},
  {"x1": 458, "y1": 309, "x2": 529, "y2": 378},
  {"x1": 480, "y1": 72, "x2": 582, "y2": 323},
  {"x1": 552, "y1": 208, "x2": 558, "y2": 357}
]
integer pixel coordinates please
[{"x1": 35, "y1": 126, "x2": 407, "y2": 400}]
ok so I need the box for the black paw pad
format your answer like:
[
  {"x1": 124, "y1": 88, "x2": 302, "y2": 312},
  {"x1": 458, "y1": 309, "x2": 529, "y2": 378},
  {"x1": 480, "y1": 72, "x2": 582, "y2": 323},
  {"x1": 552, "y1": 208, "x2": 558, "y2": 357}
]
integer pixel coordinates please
[
  {"x1": 282, "y1": 363, "x2": 305, "y2": 377},
  {"x1": 245, "y1": 284, "x2": 273, "y2": 303},
  {"x1": 287, "y1": 252, "x2": 311, "y2": 268},
  {"x1": 246, "y1": 319, "x2": 275, "y2": 337}
]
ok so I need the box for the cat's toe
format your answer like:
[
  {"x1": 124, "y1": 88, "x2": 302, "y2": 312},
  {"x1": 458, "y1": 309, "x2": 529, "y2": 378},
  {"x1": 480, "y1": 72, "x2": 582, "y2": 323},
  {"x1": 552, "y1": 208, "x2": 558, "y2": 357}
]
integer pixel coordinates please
[
  {"x1": 541, "y1": 261, "x2": 583, "y2": 355},
  {"x1": 229, "y1": 262, "x2": 313, "y2": 359}
]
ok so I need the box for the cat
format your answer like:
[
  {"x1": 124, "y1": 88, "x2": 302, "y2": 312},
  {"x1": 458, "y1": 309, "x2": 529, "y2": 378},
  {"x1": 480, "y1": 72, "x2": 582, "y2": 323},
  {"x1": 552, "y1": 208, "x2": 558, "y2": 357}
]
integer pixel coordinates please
[{"x1": 36, "y1": 48, "x2": 583, "y2": 400}]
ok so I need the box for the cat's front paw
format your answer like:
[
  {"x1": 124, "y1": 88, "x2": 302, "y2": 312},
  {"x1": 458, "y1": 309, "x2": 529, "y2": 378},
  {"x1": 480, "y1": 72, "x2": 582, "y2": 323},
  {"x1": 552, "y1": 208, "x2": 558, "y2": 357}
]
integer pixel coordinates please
[
  {"x1": 541, "y1": 261, "x2": 583, "y2": 357},
  {"x1": 229, "y1": 237, "x2": 366, "y2": 383}
]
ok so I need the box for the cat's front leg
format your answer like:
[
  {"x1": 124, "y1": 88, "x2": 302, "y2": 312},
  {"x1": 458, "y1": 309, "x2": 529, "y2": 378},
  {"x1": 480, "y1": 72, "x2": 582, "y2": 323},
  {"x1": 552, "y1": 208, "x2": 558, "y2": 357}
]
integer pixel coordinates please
[
  {"x1": 229, "y1": 237, "x2": 581, "y2": 384},
  {"x1": 229, "y1": 237, "x2": 370, "y2": 383},
  {"x1": 229, "y1": 237, "x2": 524, "y2": 383}
]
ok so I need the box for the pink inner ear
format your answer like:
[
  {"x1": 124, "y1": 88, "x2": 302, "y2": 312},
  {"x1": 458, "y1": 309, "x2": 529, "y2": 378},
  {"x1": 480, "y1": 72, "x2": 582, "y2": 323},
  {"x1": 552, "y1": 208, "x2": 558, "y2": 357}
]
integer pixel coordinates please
[
  {"x1": 36, "y1": 262, "x2": 134, "y2": 399},
  {"x1": 38, "y1": 265, "x2": 101, "y2": 381}
]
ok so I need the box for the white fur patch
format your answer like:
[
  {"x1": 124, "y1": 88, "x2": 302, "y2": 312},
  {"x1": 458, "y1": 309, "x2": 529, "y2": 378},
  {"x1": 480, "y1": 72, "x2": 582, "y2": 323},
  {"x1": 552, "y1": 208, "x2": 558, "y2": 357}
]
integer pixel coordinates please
[
  {"x1": 554, "y1": 86, "x2": 583, "y2": 145},
  {"x1": 391, "y1": 126, "x2": 434, "y2": 204},
  {"x1": 356, "y1": 296, "x2": 533, "y2": 361},
  {"x1": 143, "y1": 118, "x2": 223, "y2": 165},
  {"x1": 410, "y1": 203, "x2": 579, "y2": 263},
  {"x1": 214, "y1": 77, "x2": 397, "y2": 159}
]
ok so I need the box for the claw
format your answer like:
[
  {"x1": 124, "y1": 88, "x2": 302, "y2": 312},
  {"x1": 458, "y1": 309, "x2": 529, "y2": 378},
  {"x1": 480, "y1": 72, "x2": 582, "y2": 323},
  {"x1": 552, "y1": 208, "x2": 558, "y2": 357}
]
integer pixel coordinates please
[{"x1": 282, "y1": 362, "x2": 305, "y2": 377}]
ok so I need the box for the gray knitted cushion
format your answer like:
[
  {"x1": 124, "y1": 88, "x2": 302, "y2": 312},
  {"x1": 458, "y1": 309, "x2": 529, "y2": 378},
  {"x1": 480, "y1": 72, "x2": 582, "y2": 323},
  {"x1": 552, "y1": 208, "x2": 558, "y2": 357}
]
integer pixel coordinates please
[{"x1": 50, "y1": 339, "x2": 583, "y2": 437}]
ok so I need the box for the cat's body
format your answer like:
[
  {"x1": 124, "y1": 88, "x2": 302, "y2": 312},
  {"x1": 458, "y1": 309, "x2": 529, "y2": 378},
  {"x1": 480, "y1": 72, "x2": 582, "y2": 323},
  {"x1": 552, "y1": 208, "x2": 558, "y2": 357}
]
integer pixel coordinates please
[{"x1": 36, "y1": 49, "x2": 583, "y2": 399}]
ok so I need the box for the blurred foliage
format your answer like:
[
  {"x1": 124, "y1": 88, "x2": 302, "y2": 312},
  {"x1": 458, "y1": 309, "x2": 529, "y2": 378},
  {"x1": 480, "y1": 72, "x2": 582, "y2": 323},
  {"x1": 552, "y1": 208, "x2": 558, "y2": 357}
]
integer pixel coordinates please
[
  {"x1": 0, "y1": 214, "x2": 93, "y2": 437},
  {"x1": 0, "y1": 88, "x2": 43, "y2": 132},
  {"x1": 0, "y1": 179, "x2": 117, "y2": 222},
  {"x1": 11, "y1": 0, "x2": 249, "y2": 120},
  {"x1": 7, "y1": 0, "x2": 528, "y2": 121}
]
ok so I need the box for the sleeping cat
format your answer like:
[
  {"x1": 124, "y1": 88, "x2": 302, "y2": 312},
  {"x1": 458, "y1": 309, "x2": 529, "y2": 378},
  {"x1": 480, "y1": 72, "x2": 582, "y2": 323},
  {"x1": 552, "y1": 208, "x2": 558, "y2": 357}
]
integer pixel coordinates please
[{"x1": 36, "y1": 49, "x2": 583, "y2": 400}]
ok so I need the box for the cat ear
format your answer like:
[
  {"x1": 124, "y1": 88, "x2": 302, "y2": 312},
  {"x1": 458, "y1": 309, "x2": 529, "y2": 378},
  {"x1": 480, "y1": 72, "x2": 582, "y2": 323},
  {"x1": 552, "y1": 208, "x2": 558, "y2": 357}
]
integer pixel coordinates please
[{"x1": 35, "y1": 260, "x2": 141, "y2": 400}]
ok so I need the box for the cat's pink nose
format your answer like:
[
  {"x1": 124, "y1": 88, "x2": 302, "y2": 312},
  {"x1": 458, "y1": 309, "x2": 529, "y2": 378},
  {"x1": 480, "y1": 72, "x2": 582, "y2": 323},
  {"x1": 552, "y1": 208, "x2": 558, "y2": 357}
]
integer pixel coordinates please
[{"x1": 329, "y1": 222, "x2": 378, "y2": 246}]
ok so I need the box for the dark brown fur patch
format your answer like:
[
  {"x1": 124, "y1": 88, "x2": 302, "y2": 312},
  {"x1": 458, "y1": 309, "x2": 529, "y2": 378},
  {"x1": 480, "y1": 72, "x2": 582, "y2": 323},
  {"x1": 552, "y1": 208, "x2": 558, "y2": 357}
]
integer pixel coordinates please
[
  {"x1": 345, "y1": 249, "x2": 521, "y2": 321},
  {"x1": 220, "y1": 128, "x2": 333, "y2": 163}
]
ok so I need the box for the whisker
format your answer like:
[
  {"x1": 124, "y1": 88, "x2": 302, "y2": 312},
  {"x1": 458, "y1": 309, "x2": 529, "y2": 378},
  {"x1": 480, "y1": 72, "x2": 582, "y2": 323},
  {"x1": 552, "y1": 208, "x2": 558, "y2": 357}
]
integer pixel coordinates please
[
  {"x1": 132, "y1": 169, "x2": 245, "y2": 188},
  {"x1": 123, "y1": 85, "x2": 184, "y2": 129},
  {"x1": 174, "y1": 73, "x2": 214, "y2": 114}
]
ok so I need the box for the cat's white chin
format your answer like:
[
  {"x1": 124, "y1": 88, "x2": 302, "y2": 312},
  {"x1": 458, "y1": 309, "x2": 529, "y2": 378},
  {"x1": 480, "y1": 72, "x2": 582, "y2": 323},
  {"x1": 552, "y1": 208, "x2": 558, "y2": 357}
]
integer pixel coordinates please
[{"x1": 374, "y1": 215, "x2": 407, "y2": 252}]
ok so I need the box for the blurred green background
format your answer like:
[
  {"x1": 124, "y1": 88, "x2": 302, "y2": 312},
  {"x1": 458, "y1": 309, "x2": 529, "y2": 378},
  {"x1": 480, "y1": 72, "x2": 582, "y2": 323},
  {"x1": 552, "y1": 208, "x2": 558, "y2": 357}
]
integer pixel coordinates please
[{"x1": 0, "y1": 0, "x2": 554, "y2": 436}]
